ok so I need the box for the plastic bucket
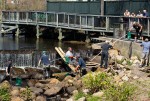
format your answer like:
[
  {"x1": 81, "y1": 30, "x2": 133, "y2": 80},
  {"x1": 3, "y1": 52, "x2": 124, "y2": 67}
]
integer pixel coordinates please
[{"x1": 15, "y1": 77, "x2": 22, "y2": 86}]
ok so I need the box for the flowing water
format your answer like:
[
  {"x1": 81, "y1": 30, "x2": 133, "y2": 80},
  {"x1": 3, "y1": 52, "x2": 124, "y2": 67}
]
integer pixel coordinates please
[{"x1": 0, "y1": 34, "x2": 92, "y2": 68}]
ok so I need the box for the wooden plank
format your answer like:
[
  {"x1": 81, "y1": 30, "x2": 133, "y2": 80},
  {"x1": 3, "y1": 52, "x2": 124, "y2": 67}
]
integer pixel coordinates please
[
  {"x1": 58, "y1": 47, "x2": 65, "y2": 56},
  {"x1": 55, "y1": 47, "x2": 75, "y2": 72}
]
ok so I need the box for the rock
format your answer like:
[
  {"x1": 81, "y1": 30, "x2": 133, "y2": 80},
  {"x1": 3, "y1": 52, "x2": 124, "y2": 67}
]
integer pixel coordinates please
[
  {"x1": 109, "y1": 49, "x2": 119, "y2": 58},
  {"x1": 114, "y1": 75, "x2": 122, "y2": 83},
  {"x1": 36, "y1": 96, "x2": 46, "y2": 101},
  {"x1": 117, "y1": 64, "x2": 125, "y2": 68},
  {"x1": 11, "y1": 89, "x2": 20, "y2": 96},
  {"x1": 73, "y1": 80, "x2": 82, "y2": 89},
  {"x1": 0, "y1": 80, "x2": 11, "y2": 89},
  {"x1": 20, "y1": 88, "x2": 26, "y2": 92},
  {"x1": 73, "y1": 90, "x2": 78, "y2": 95},
  {"x1": 44, "y1": 84, "x2": 63, "y2": 96},
  {"x1": 133, "y1": 60, "x2": 140, "y2": 64},
  {"x1": 126, "y1": 70, "x2": 131, "y2": 77},
  {"x1": 131, "y1": 56, "x2": 138, "y2": 60},
  {"x1": 82, "y1": 89, "x2": 89, "y2": 94},
  {"x1": 35, "y1": 82, "x2": 44, "y2": 88},
  {"x1": 31, "y1": 92, "x2": 36, "y2": 100},
  {"x1": 39, "y1": 79, "x2": 51, "y2": 84},
  {"x1": 66, "y1": 97, "x2": 74, "y2": 101},
  {"x1": 66, "y1": 86, "x2": 77, "y2": 94},
  {"x1": 49, "y1": 78, "x2": 60, "y2": 84},
  {"x1": 116, "y1": 55, "x2": 125, "y2": 61},
  {"x1": 32, "y1": 73, "x2": 44, "y2": 79},
  {"x1": 68, "y1": 79, "x2": 73, "y2": 84},
  {"x1": 122, "y1": 75, "x2": 129, "y2": 81},
  {"x1": 133, "y1": 75, "x2": 139, "y2": 79},
  {"x1": 122, "y1": 60, "x2": 127, "y2": 65},
  {"x1": 77, "y1": 97, "x2": 86, "y2": 101},
  {"x1": 27, "y1": 79, "x2": 37, "y2": 87},
  {"x1": 118, "y1": 71, "x2": 125, "y2": 78},
  {"x1": 63, "y1": 76, "x2": 73, "y2": 81},
  {"x1": 11, "y1": 97, "x2": 24, "y2": 101},
  {"x1": 93, "y1": 91, "x2": 104, "y2": 97},
  {"x1": 30, "y1": 87, "x2": 43, "y2": 95}
]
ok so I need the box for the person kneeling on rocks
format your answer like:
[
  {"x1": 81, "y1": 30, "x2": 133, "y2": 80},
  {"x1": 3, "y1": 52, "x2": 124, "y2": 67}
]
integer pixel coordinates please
[{"x1": 74, "y1": 54, "x2": 87, "y2": 76}]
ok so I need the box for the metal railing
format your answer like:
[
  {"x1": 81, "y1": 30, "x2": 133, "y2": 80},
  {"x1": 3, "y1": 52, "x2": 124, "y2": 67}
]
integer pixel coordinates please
[{"x1": 1, "y1": 11, "x2": 150, "y2": 36}]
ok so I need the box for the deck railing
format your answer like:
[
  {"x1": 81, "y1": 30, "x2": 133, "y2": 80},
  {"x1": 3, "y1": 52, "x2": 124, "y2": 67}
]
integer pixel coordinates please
[{"x1": 1, "y1": 11, "x2": 150, "y2": 36}]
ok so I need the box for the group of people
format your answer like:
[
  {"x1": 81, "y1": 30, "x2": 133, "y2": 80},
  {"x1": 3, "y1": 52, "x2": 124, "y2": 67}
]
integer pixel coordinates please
[
  {"x1": 65, "y1": 47, "x2": 86, "y2": 75},
  {"x1": 124, "y1": 9, "x2": 149, "y2": 18}
]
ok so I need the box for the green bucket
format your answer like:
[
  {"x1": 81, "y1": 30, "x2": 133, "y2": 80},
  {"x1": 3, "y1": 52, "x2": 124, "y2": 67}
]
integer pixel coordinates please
[
  {"x1": 65, "y1": 57, "x2": 70, "y2": 64},
  {"x1": 15, "y1": 77, "x2": 22, "y2": 86},
  {"x1": 127, "y1": 31, "x2": 131, "y2": 40}
]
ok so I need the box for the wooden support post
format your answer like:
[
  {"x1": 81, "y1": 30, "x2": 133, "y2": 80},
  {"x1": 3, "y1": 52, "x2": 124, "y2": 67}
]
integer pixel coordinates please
[
  {"x1": 36, "y1": 25, "x2": 39, "y2": 38},
  {"x1": 15, "y1": 25, "x2": 19, "y2": 37},
  {"x1": 58, "y1": 28, "x2": 64, "y2": 41}
]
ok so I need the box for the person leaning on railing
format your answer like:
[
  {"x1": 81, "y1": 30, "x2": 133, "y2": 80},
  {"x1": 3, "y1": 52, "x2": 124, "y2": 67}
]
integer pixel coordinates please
[{"x1": 129, "y1": 21, "x2": 143, "y2": 42}]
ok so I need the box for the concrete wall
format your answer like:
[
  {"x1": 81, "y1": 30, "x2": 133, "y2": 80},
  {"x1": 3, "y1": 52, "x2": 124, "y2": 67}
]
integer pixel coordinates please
[{"x1": 113, "y1": 40, "x2": 142, "y2": 59}]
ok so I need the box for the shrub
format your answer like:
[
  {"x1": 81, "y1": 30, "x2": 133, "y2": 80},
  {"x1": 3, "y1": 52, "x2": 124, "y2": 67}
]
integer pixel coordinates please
[
  {"x1": 126, "y1": 59, "x2": 132, "y2": 66},
  {"x1": 87, "y1": 96, "x2": 101, "y2": 101},
  {"x1": 0, "y1": 86, "x2": 11, "y2": 101},
  {"x1": 104, "y1": 82, "x2": 136, "y2": 101},
  {"x1": 82, "y1": 72, "x2": 112, "y2": 93},
  {"x1": 20, "y1": 87, "x2": 32, "y2": 101},
  {"x1": 74, "y1": 91, "x2": 85, "y2": 100}
]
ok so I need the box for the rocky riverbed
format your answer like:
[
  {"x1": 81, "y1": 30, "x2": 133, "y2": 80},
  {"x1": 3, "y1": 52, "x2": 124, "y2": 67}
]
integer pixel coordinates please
[{"x1": 0, "y1": 48, "x2": 150, "y2": 101}]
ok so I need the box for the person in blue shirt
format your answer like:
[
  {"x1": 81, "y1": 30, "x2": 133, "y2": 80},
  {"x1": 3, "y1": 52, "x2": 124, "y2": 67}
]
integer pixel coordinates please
[
  {"x1": 38, "y1": 51, "x2": 50, "y2": 67},
  {"x1": 74, "y1": 54, "x2": 86, "y2": 75},
  {"x1": 140, "y1": 38, "x2": 150, "y2": 67}
]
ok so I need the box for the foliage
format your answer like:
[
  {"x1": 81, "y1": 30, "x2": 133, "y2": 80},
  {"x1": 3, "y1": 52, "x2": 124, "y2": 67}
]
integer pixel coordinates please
[
  {"x1": 126, "y1": 59, "x2": 132, "y2": 66},
  {"x1": 104, "y1": 82, "x2": 136, "y2": 101},
  {"x1": 86, "y1": 96, "x2": 101, "y2": 101},
  {"x1": 0, "y1": 86, "x2": 11, "y2": 101},
  {"x1": 82, "y1": 72, "x2": 112, "y2": 93},
  {"x1": 74, "y1": 91, "x2": 85, "y2": 100},
  {"x1": 20, "y1": 87, "x2": 32, "y2": 101},
  {"x1": 116, "y1": 59, "x2": 124, "y2": 64}
]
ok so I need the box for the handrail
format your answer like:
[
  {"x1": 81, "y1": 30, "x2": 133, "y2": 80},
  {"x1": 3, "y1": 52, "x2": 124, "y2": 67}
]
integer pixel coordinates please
[{"x1": 1, "y1": 10, "x2": 150, "y2": 36}]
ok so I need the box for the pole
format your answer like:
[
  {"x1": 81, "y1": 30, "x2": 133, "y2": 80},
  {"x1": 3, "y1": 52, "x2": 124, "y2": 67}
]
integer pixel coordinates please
[
  {"x1": 101, "y1": 0, "x2": 104, "y2": 15},
  {"x1": 90, "y1": 34, "x2": 127, "y2": 61}
]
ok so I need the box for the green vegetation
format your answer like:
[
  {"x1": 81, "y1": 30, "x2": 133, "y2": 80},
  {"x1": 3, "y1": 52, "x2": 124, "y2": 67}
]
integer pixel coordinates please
[
  {"x1": 0, "y1": 83, "x2": 11, "y2": 101},
  {"x1": 82, "y1": 72, "x2": 111, "y2": 93},
  {"x1": 126, "y1": 59, "x2": 132, "y2": 66},
  {"x1": 116, "y1": 59, "x2": 124, "y2": 64},
  {"x1": 86, "y1": 96, "x2": 101, "y2": 101},
  {"x1": 104, "y1": 83, "x2": 136, "y2": 101},
  {"x1": 81, "y1": 72, "x2": 136, "y2": 101},
  {"x1": 74, "y1": 91, "x2": 85, "y2": 100},
  {"x1": 20, "y1": 87, "x2": 32, "y2": 101}
]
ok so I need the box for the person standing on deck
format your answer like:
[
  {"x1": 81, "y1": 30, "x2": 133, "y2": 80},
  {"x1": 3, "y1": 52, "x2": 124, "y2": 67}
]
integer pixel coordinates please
[{"x1": 100, "y1": 40, "x2": 113, "y2": 69}]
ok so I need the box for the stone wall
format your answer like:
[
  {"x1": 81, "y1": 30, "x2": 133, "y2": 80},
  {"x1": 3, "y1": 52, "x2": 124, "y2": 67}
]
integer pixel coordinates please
[{"x1": 113, "y1": 40, "x2": 142, "y2": 59}]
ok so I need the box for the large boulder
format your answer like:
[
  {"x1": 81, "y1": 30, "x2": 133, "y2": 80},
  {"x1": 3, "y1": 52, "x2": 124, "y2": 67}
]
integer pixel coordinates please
[
  {"x1": 11, "y1": 89, "x2": 20, "y2": 97},
  {"x1": 66, "y1": 86, "x2": 77, "y2": 95},
  {"x1": 27, "y1": 79, "x2": 38, "y2": 87},
  {"x1": 35, "y1": 82, "x2": 44, "y2": 88},
  {"x1": 30, "y1": 87, "x2": 43, "y2": 95},
  {"x1": 44, "y1": 82, "x2": 63, "y2": 96},
  {"x1": 36, "y1": 96, "x2": 46, "y2": 101},
  {"x1": 11, "y1": 97, "x2": 24, "y2": 101}
]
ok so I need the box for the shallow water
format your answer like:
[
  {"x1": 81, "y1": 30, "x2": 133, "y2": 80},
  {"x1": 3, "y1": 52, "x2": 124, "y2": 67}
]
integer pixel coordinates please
[{"x1": 0, "y1": 34, "x2": 90, "y2": 51}]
